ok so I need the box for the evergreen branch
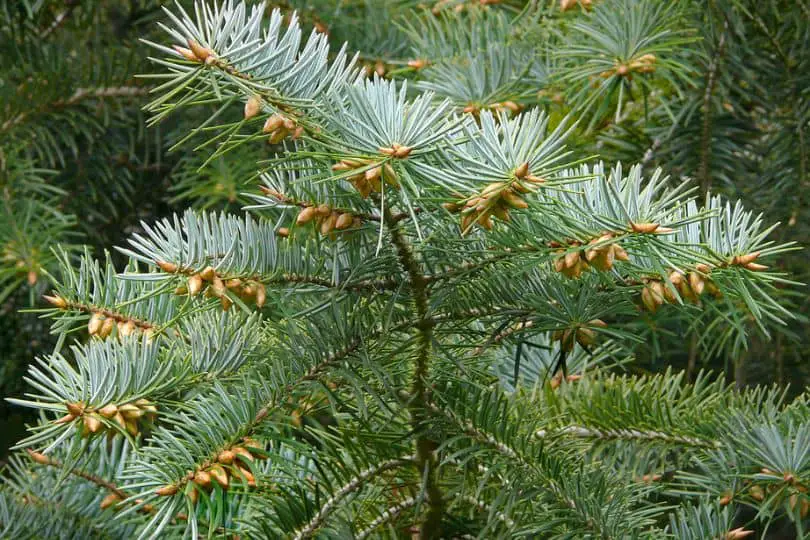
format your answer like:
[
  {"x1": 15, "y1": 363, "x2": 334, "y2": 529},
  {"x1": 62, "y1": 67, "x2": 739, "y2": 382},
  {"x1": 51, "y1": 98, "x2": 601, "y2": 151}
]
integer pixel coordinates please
[
  {"x1": 355, "y1": 497, "x2": 417, "y2": 540},
  {"x1": 292, "y1": 456, "x2": 413, "y2": 540},
  {"x1": 41, "y1": 0, "x2": 79, "y2": 38},
  {"x1": 534, "y1": 426, "x2": 720, "y2": 449},
  {"x1": 25, "y1": 450, "x2": 129, "y2": 500},
  {"x1": 424, "y1": 398, "x2": 521, "y2": 462}
]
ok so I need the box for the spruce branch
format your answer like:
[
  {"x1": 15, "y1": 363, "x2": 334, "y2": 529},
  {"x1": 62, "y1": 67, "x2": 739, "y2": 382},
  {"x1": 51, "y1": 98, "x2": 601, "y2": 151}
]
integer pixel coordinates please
[
  {"x1": 356, "y1": 497, "x2": 418, "y2": 540},
  {"x1": 25, "y1": 449, "x2": 129, "y2": 501},
  {"x1": 534, "y1": 426, "x2": 719, "y2": 449},
  {"x1": 292, "y1": 456, "x2": 413, "y2": 540}
]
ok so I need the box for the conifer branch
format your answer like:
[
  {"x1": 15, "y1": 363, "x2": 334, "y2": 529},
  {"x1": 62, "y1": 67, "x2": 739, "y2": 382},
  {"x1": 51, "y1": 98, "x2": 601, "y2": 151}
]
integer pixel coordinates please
[
  {"x1": 25, "y1": 450, "x2": 129, "y2": 500},
  {"x1": 534, "y1": 426, "x2": 720, "y2": 449},
  {"x1": 292, "y1": 456, "x2": 413, "y2": 540},
  {"x1": 356, "y1": 497, "x2": 418, "y2": 540}
]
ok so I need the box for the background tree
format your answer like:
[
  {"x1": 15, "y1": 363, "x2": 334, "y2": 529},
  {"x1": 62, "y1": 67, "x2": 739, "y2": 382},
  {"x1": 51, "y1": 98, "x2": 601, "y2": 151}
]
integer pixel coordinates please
[{"x1": 1, "y1": 0, "x2": 808, "y2": 538}]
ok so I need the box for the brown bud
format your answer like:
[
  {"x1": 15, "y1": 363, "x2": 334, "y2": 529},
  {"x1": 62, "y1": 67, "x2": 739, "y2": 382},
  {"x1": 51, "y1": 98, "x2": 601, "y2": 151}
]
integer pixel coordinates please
[
  {"x1": 155, "y1": 484, "x2": 179, "y2": 497},
  {"x1": 393, "y1": 144, "x2": 413, "y2": 158},
  {"x1": 209, "y1": 464, "x2": 229, "y2": 489},
  {"x1": 236, "y1": 465, "x2": 256, "y2": 487},
  {"x1": 407, "y1": 59, "x2": 427, "y2": 70},
  {"x1": 611, "y1": 244, "x2": 630, "y2": 262},
  {"x1": 383, "y1": 163, "x2": 399, "y2": 187},
  {"x1": 501, "y1": 190, "x2": 529, "y2": 209},
  {"x1": 564, "y1": 251, "x2": 580, "y2": 269},
  {"x1": 277, "y1": 227, "x2": 289, "y2": 238},
  {"x1": 514, "y1": 162, "x2": 530, "y2": 179},
  {"x1": 27, "y1": 450, "x2": 50, "y2": 465},
  {"x1": 744, "y1": 262, "x2": 768, "y2": 272},
  {"x1": 320, "y1": 213, "x2": 337, "y2": 236},
  {"x1": 688, "y1": 272, "x2": 705, "y2": 296},
  {"x1": 255, "y1": 284, "x2": 267, "y2": 308},
  {"x1": 100, "y1": 493, "x2": 121, "y2": 510},
  {"x1": 576, "y1": 327, "x2": 596, "y2": 347},
  {"x1": 211, "y1": 277, "x2": 227, "y2": 297},
  {"x1": 100, "y1": 317, "x2": 115, "y2": 339},
  {"x1": 588, "y1": 319, "x2": 608, "y2": 328},
  {"x1": 194, "y1": 470, "x2": 212, "y2": 489},
  {"x1": 197, "y1": 266, "x2": 215, "y2": 281},
  {"x1": 120, "y1": 320, "x2": 136, "y2": 338},
  {"x1": 113, "y1": 412, "x2": 127, "y2": 431},
  {"x1": 719, "y1": 493, "x2": 732, "y2": 506},
  {"x1": 244, "y1": 96, "x2": 261, "y2": 120},
  {"x1": 232, "y1": 446, "x2": 255, "y2": 462},
  {"x1": 365, "y1": 166, "x2": 382, "y2": 183},
  {"x1": 263, "y1": 115, "x2": 284, "y2": 133},
  {"x1": 187, "y1": 39, "x2": 214, "y2": 62},
  {"x1": 66, "y1": 402, "x2": 85, "y2": 416},
  {"x1": 98, "y1": 404, "x2": 118, "y2": 418},
  {"x1": 84, "y1": 415, "x2": 102, "y2": 434},
  {"x1": 188, "y1": 274, "x2": 204, "y2": 296},
  {"x1": 156, "y1": 261, "x2": 178, "y2": 273},
  {"x1": 43, "y1": 295, "x2": 68, "y2": 309},
  {"x1": 119, "y1": 403, "x2": 143, "y2": 420},
  {"x1": 55, "y1": 413, "x2": 76, "y2": 424},
  {"x1": 695, "y1": 263, "x2": 712, "y2": 273},
  {"x1": 173, "y1": 46, "x2": 198, "y2": 62},
  {"x1": 125, "y1": 417, "x2": 139, "y2": 437},
  {"x1": 641, "y1": 286, "x2": 658, "y2": 312},
  {"x1": 297, "y1": 206, "x2": 317, "y2": 225},
  {"x1": 217, "y1": 450, "x2": 235, "y2": 465},
  {"x1": 725, "y1": 528, "x2": 754, "y2": 540},
  {"x1": 335, "y1": 213, "x2": 353, "y2": 230},
  {"x1": 630, "y1": 222, "x2": 659, "y2": 234},
  {"x1": 88, "y1": 313, "x2": 104, "y2": 335}
]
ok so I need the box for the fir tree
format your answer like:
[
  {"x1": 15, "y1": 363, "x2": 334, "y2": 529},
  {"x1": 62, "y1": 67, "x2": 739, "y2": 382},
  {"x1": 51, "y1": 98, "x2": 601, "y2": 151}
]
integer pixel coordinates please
[{"x1": 2, "y1": 0, "x2": 809, "y2": 538}]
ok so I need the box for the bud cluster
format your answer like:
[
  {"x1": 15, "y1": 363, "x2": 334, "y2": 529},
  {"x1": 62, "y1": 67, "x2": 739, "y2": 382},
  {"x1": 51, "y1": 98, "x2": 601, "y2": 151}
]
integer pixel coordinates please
[
  {"x1": 462, "y1": 100, "x2": 523, "y2": 119},
  {"x1": 551, "y1": 319, "x2": 608, "y2": 352},
  {"x1": 296, "y1": 203, "x2": 361, "y2": 237},
  {"x1": 734, "y1": 469, "x2": 810, "y2": 519},
  {"x1": 263, "y1": 112, "x2": 304, "y2": 144},
  {"x1": 639, "y1": 264, "x2": 719, "y2": 313},
  {"x1": 333, "y1": 146, "x2": 409, "y2": 198},
  {"x1": 56, "y1": 399, "x2": 158, "y2": 438},
  {"x1": 44, "y1": 295, "x2": 155, "y2": 341},
  {"x1": 174, "y1": 39, "x2": 217, "y2": 65},
  {"x1": 444, "y1": 162, "x2": 540, "y2": 233},
  {"x1": 729, "y1": 251, "x2": 768, "y2": 272},
  {"x1": 600, "y1": 54, "x2": 657, "y2": 79},
  {"x1": 158, "y1": 262, "x2": 267, "y2": 311},
  {"x1": 156, "y1": 438, "x2": 266, "y2": 503},
  {"x1": 551, "y1": 235, "x2": 630, "y2": 279}
]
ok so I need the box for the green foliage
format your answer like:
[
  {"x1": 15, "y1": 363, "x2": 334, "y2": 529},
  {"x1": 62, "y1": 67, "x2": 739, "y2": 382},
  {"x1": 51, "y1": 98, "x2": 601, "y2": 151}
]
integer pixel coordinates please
[{"x1": 1, "y1": 0, "x2": 809, "y2": 538}]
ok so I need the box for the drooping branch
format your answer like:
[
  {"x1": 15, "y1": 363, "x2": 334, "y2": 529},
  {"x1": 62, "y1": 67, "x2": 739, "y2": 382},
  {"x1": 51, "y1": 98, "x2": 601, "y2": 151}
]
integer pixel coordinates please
[
  {"x1": 292, "y1": 456, "x2": 414, "y2": 540},
  {"x1": 534, "y1": 425, "x2": 719, "y2": 449},
  {"x1": 356, "y1": 497, "x2": 418, "y2": 540}
]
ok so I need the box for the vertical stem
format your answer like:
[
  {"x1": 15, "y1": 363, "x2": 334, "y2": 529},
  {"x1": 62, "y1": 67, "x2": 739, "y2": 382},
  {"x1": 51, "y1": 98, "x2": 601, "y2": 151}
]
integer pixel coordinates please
[
  {"x1": 686, "y1": 332, "x2": 699, "y2": 383},
  {"x1": 383, "y1": 207, "x2": 443, "y2": 538},
  {"x1": 698, "y1": 22, "x2": 728, "y2": 198}
]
